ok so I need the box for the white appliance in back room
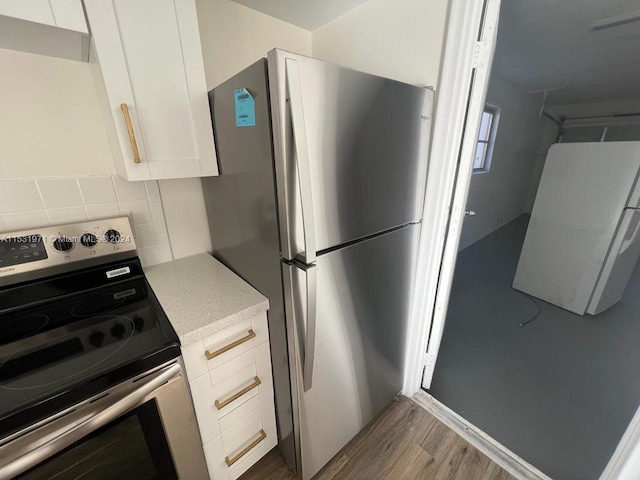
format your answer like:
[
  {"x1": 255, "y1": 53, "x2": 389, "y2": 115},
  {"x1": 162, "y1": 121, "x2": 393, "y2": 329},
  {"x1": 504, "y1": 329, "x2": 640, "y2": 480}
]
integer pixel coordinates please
[{"x1": 513, "y1": 141, "x2": 640, "y2": 315}]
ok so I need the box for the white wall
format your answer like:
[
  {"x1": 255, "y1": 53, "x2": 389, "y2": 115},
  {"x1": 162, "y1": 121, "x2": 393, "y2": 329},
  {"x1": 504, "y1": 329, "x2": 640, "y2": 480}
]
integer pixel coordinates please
[
  {"x1": 0, "y1": 49, "x2": 172, "y2": 268},
  {"x1": 159, "y1": 0, "x2": 312, "y2": 259},
  {"x1": 311, "y1": 0, "x2": 449, "y2": 88},
  {"x1": 523, "y1": 120, "x2": 559, "y2": 212},
  {"x1": 549, "y1": 98, "x2": 640, "y2": 143},
  {"x1": 0, "y1": 175, "x2": 171, "y2": 267},
  {"x1": 0, "y1": 48, "x2": 115, "y2": 179},
  {"x1": 549, "y1": 97, "x2": 640, "y2": 118},
  {"x1": 196, "y1": 0, "x2": 311, "y2": 89},
  {"x1": 459, "y1": 75, "x2": 557, "y2": 250}
]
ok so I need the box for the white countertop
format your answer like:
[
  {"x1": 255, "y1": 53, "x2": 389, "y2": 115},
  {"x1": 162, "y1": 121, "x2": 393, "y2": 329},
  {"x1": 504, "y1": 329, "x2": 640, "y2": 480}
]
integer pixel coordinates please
[{"x1": 144, "y1": 253, "x2": 269, "y2": 345}]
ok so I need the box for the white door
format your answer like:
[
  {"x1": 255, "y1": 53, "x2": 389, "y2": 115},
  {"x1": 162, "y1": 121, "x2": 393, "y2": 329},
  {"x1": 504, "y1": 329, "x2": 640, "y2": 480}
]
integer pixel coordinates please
[
  {"x1": 84, "y1": 0, "x2": 217, "y2": 181},
  {"x1": 408, "y1": 0, "x2": 501, "y2": 391},
  {"x1": 588, "y1": 208, "x2": 640, "y2": 315}
]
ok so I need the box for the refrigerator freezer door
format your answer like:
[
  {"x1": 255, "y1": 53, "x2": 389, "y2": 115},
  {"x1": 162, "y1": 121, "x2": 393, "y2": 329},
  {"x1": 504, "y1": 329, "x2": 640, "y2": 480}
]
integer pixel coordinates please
[
  {"x1": 587, "y1": 209, "x2": 640, "y2": 315},
  {"x1": 268, "y1": 49, "x2": 432, "y2": 261},
  {"x1": 282, "y1": 224, "x2": 419, "y2": 479},
  {"x1": 513, "y1": 142, "x2": 640, "y2": 315}
]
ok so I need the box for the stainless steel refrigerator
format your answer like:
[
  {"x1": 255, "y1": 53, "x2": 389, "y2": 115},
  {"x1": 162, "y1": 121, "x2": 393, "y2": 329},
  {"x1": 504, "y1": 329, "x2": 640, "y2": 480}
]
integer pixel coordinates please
[{"x1": 202, "y1": 49, "x2": 433, "y2": 479}]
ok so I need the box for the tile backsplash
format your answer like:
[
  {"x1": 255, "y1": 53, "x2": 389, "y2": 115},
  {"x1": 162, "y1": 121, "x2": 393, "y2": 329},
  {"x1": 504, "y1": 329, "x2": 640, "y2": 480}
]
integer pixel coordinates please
[{"x1": 0, "y1": 176, "x2": 173, "y2": 267}]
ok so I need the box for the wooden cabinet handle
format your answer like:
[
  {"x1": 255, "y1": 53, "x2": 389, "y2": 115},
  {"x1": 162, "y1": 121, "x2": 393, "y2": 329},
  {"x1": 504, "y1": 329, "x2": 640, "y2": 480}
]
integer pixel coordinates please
[
  {"x1": 215, "y1": 376, "x2": 261, "y2": 410},
  {"x1": 205, "y1": 329, "x2": 256, "y2": 360},
  {"x1": 225, "y1": 429, "x2": 267, "y2": 467},
  {"x1": 120, "y1": 103, "x2": 141, "y2": 164}
]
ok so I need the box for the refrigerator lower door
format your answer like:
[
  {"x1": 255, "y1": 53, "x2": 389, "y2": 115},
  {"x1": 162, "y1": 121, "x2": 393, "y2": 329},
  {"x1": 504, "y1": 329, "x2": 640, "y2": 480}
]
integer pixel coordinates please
[
  {"x1": 282, "y1": 224, "x2": 419, "y2": 479},
  {"x1": 587, "y1": 209, "x2": 640, "y2": 315}
]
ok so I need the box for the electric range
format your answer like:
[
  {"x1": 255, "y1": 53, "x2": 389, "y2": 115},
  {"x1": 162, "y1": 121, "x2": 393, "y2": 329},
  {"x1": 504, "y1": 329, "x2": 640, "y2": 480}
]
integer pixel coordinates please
[{"x1": 0, "y1": 217, "x2": 207, "y2": 479}]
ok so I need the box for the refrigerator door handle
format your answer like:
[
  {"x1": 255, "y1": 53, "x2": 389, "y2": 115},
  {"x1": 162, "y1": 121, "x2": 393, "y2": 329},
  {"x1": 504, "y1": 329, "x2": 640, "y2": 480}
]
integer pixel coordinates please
[
  {"x1": 285, "y1": 58, "x2": 316, "y2": 265},
  {"x1": 620, "y1": 210, "x2": 640, "y2": 254},
  {"x1": 302, "y1": 264, "x2": 317, "y2": 392},
  {"x1": 284, "y1": 262, "x2": 317, "y2": 392}
]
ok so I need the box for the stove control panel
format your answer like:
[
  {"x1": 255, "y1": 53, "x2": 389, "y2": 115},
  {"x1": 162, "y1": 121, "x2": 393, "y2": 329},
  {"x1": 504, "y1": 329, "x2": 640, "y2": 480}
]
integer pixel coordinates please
[
  {"x1": 0, "y1": 217, "x2": 137, "y2": 281},
  {"x1": 0, "y1": 234, "x2": 48, "y2": 267}
]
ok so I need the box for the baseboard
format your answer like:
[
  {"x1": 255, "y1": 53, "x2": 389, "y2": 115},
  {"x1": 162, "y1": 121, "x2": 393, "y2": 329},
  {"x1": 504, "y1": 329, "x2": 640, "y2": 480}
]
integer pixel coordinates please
[{"x1": 412, "y1": 391, "x2": 552, "y2": 480}]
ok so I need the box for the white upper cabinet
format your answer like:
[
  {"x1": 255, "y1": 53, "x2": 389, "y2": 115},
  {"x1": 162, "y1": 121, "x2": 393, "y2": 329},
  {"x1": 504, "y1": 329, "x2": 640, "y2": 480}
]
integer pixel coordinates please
[
  {"x1": 0, "y1": 0, "x2": 55, "y2": 26},
  {"x1": 49, "y1": 0, "x2": 87, "y2": 33},
  {"x1": 0, "y1": 0, "x2": 87, "y2": 33},
  {"x1": 84, "y1": 0, "x2": 218, "y2": 181}
]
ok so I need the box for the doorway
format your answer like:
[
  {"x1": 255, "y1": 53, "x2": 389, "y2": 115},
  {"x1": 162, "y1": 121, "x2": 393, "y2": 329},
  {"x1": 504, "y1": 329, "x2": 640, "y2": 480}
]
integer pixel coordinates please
[{"x1": 425, "y1": 1, "x2": 640, "y2": 479}]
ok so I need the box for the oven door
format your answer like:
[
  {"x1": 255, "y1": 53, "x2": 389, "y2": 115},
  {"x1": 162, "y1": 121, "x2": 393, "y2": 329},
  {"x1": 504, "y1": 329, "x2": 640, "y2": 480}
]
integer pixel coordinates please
[{"x1": 0, "y1": 361, "x2": 208, "y2": 480}]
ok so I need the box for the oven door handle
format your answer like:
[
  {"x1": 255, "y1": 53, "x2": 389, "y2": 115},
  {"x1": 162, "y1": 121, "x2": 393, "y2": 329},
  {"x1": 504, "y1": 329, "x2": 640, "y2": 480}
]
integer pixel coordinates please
[{"x1": 0, "y1": 362, "x2": 181, "y2": 480}]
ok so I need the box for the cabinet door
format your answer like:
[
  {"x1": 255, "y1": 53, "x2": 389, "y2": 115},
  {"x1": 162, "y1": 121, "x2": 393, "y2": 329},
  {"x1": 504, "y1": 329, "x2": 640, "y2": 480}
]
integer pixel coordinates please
[
  {"x1": 0, "y1": 0, "x2": 55, "y2": 26},
  {"x1": 84, "y1": 0, "x2": 218, "y2": 181},
  {"x1": 50, "y1": 0, "x2": 87, "y2": 33},
  {"x1": 0, "y1": 0, "x2": 86, "y2": 33}
]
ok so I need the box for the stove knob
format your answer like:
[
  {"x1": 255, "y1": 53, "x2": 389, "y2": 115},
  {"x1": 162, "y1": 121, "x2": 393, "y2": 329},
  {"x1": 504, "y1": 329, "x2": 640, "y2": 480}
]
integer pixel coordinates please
[
  {"x1": 80, "y1": 233, "x2": 98, "y2": 248},
  {"x1": 133, "y1": 317, "x2": 145, "y2": 332},
  {"x1": 88, "y1": 332, "x2": 104, "y2": 348},
  {"x1": 52, "y1": 236, "x2": 74, "y2": 252},
  {"x1": 104, "y1": 229, "x2": 121, "y2": 243},
  {"x1": 111, "y1": 323, "x2": 126, "y2": 340}
]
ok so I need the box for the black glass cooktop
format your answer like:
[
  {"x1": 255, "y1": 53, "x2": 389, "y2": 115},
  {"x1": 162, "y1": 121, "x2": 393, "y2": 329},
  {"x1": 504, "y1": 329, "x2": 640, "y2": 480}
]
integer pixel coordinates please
[{"x1": 0, "y1": 259, "x2": 179, "y2": 439}]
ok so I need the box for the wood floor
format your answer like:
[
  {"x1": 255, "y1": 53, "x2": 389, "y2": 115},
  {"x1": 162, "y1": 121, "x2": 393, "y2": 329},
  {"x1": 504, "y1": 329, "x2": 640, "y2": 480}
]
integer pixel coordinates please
[{"x1": 240, "y1": 396, "x2": 515, "y2": 480}]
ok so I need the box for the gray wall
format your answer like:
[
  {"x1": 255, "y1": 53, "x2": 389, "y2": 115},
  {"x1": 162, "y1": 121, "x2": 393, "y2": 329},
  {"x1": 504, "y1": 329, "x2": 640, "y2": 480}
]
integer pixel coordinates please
[
  {"x1": 459, "y1": 75, "x2": 558, "y2": 250},
  {"x1": 549, "y1": 98, "x2": 640, "y2": 144}
]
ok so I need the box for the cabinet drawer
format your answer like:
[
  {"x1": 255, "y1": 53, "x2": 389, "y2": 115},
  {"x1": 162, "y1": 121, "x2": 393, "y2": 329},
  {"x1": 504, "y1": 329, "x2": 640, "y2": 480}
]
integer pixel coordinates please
[
  {"x1": 189, "y1": 373, "x2": 220, "y2": 445},
  {"x1": 181, "y1": 312, "x2": 268, "y2": 382},
  {"x1": 188, "y1": 340, "x2": 273, "y2": 446},
  {"x1": 204, "y1": 314, "x2": 269, "y2": 370},
  {"x1": 203, "y1": 401, "x2": 277, "y2": 480},
  {"x1": 209, "y1": 342, "x2": 274, "y2": 416}
]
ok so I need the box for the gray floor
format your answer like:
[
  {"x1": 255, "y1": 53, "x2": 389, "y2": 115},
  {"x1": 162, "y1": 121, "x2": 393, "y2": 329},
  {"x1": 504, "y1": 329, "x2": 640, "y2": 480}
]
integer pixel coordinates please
[{"x1": 430, "y1": 214, "x2": 640, "y2": 480}]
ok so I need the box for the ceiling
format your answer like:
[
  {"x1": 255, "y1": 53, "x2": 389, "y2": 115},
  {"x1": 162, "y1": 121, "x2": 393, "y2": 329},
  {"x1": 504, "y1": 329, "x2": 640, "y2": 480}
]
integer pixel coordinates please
[
  {"x1": 492, "y1": 0, "x2": 640, "y2": 105},
  {"x1": 230, "y1": 0, "x2": 370, "y2": 31}
]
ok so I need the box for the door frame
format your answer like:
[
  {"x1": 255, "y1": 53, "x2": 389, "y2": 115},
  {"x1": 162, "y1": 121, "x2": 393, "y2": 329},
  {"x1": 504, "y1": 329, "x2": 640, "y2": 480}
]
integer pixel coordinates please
[
  {"x1": 403, "y1": 0, "x2": 640, "y2": 477},
  {"x1": 600, "y1": 404, "x2": 640, "y2": 480},
  {"x1": 403, "y1": 0, "x2": 500, "y2": 395}
]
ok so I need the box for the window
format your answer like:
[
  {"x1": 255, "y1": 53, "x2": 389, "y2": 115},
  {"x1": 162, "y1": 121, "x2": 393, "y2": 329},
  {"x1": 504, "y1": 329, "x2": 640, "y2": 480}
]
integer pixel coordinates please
[{"x1": 473, "y1": 104, "x2": 499, "y2": 173}]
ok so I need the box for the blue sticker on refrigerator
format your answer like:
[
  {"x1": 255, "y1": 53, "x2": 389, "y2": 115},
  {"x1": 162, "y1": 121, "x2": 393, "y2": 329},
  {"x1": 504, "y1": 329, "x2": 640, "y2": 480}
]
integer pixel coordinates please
[{"x1": 234, "y1": 88, "x2": 256, "y2": 127}]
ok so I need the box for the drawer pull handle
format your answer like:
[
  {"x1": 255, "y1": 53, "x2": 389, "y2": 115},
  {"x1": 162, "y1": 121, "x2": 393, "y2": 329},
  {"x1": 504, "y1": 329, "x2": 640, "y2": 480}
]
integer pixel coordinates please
[
  {"x1": 215, "y1": 376, "x2": 261, "y2": 410},
  {"x1": 225, "y1": 429, "x2": 267, "y2": 467},
  {"x1": 205, "y1": 329, "x2": 256, "y2": 360},
  {"x1": 120, "y1": 103, "x2": 141, "y2": 164}
]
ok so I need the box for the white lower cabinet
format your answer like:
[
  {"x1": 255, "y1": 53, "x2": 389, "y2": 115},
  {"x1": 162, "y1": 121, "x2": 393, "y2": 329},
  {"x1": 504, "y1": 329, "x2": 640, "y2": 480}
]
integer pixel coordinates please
[
  {"x1": 204, "y1": 401, "x2": 277, "y2": 480},
  {"x1": 182, "y1": 312, "x2": 277, "y2": 479}
]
